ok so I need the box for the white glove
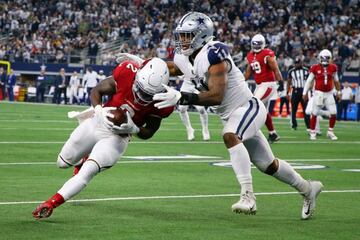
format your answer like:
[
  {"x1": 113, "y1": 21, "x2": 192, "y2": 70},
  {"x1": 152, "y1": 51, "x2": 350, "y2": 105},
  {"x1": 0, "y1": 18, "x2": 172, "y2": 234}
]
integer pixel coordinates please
[
  {"x1": 153, "y1": 84, "x2": 181, "y2": 109},
  {"x1": 116, "y1": 53, "x2": 144, "y2": 65},
  {"x1": 112, "y1": 111, "x2": 140, "y2": 134},
  {"x1": 94, "y1": 105, "x2": 116, "y2": 129}
]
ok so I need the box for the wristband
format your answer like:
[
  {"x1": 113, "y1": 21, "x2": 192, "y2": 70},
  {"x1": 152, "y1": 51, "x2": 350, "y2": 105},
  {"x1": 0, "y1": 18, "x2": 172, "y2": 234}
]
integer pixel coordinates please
[{"x1": 178, "y1": 92, "x2": 199, "y2": 105}]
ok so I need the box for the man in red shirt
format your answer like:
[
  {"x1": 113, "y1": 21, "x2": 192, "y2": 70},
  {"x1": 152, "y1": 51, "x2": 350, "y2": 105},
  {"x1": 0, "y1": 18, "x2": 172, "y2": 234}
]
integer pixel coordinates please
[
  {"x1": 245, "y1": 34, "x2": 283, "y2": 143},
  {"x1": 302, "y1": 49, "x2": 341, "y2": 140},
  {"x1": 32, "y1": 58, "x2": 174, "y2": 219}
]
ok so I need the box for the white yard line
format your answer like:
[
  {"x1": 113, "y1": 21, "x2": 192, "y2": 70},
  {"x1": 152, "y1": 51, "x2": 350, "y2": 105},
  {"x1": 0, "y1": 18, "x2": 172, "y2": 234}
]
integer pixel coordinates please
[
  {"x1": 0, "y1": 141, "x2": 359, "y2": 144},
  {"x1": 0, "y1": 158, "x2": 359, "y2": 166},
  {"x1": 0, "y1": 189, "x2": 359, "y2": 206}
]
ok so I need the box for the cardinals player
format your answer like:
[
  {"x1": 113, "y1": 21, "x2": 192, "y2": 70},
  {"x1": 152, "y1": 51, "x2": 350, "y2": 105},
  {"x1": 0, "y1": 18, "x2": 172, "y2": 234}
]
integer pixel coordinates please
[
  {"x1": 32, "y1": 58, "x2": 174, "y2": 219},
  {"x1": 302, "y1": 49, "x2": 341, "y2": 140},
  {"x1": 244, "y1": 34, "x2": 283, "y2": 143}
]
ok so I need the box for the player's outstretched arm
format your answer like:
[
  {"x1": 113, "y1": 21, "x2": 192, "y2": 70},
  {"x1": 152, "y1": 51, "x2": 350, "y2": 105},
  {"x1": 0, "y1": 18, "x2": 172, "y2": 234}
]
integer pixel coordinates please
[
  {"x1": 268, "y1": 56, "x2": 283, "y2": 82},
  {"x1": 90, "y1": 76, "x2": 116, "y2": 107},
  {"x1": 195, "y1": 61, "x2": 227, "y2": 105},
  {"x1": 153, "y1": 61, "x2": 227, "y2": 109}
]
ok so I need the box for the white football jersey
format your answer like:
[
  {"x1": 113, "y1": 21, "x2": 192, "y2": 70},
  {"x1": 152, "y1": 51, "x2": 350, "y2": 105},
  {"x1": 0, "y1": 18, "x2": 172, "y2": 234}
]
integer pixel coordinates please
[{"x1": 174, "y1": 40, "x2": 253, "y2": 119}]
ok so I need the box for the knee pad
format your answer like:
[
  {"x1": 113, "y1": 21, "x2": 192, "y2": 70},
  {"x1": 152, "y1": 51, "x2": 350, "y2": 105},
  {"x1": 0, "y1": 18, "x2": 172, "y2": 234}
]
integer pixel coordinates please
[
  {"x1": 264, "y1": 158, "x2": 279, "y2": 175},
  {"x1": 57, "y1": 155, "x2": 73, "y2": 169},
  {"x1": 178, "y1": 105, "x2": 188, "y2": 113}
]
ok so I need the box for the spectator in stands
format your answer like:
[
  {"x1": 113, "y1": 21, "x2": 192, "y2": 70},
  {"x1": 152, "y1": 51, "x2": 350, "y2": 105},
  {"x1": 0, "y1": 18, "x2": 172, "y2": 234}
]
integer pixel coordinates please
[
  {"x1": 88, "y1": 38, "x2": 99, "y2": 64},
  {"x1": 7, "y1": 69, "x2": 16, "y2": 101},
  {"x1": 0, "y1": 67, "x2": 7, "y2": 100},
  {"x1": 338, "y1": 81, "x2": 353, "y2": 121},
  {"x1": 69, "y1": 71, "x2": 80, "y2": 105},
  {"x1": 55, "y1": 68, "x2": 68, "y2": 105},
  {"x1": 36, "y1": 69, "x2": 47, "y2": 103}
]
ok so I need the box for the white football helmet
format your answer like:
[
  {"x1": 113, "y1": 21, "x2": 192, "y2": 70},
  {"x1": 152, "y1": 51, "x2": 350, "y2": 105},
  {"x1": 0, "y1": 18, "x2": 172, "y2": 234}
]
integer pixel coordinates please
[
  {"x1": 251, "y1": 34, "x2": 266, "y2": 53},
  {"x1": 175, "y1": 12, "x2": 214, "y2": 56},
  {"x1": 133, "y1": 58, "x2": 169, "y2": 105},
  {"x1": 318, "y1": 49, "x2": 332, "y2": 66}
]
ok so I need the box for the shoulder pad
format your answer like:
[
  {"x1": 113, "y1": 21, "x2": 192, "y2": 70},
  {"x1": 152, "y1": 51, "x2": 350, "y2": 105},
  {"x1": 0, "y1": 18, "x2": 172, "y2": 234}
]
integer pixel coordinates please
[{"x1": 207, "y1": 42, "x2": 230, "y2": 65}]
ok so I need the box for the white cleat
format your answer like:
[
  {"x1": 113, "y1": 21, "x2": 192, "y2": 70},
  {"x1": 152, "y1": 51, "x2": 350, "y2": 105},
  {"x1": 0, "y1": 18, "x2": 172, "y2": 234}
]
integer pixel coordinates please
[
  {"x1": 302, "y1": 180, "x2": 323, "y2": 220},
  {"x1": 202, "y1": 129, "x2": 210, "y2": 141},
  {"x1": 231, "y1": 191, "x2": 257, "y2": 215},
  {"x1": 310, "y1": 131, "x2": 317, "y2": 140},
  {"x1": 327, "y1": 130, "x2": 338, "y2": 141},
  {"x1": 187, "y1": 128, "x2": 195, "y2": 141}
]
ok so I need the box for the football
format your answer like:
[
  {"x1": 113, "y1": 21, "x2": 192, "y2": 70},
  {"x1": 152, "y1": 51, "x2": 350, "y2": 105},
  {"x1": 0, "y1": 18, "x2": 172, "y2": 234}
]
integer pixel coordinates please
[{"x1": 108, "y1": 108, "x2": 127, "y2": 126}]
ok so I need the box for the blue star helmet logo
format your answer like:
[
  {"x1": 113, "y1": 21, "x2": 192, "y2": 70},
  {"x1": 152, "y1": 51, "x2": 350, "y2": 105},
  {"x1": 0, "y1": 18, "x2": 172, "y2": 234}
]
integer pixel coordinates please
[{"x1": 196, "y1": 17, "x2": 205, "y2": 25}]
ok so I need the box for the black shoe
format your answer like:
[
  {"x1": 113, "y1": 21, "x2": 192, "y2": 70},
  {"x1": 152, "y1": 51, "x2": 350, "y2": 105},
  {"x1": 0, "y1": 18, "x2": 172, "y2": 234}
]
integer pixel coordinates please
[
  {"x1": 292, "y1": 127, "x2": 297, "y2": 130},
  {"x1": 268, "y1": 133, "x2": 280, "y2": 143}
]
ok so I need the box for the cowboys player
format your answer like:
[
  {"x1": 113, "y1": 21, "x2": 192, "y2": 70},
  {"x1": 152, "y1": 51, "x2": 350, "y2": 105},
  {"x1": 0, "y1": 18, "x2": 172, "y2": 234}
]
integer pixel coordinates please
[{"x1": 153, "y1": 12, "x2": 323, "y2": 219}]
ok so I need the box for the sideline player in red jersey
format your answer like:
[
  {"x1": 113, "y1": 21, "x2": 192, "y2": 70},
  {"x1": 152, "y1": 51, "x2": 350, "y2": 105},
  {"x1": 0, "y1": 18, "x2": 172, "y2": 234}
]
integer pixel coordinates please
[
  {"x1": 32, "y1": 58, "x2": 174, "y2": 219},
  {"x1": 244, "y1": 34, "x2": 283, "y2": 143},
  {"x1": 302, "y1": 49, "x2": 341, "y2": 140}
]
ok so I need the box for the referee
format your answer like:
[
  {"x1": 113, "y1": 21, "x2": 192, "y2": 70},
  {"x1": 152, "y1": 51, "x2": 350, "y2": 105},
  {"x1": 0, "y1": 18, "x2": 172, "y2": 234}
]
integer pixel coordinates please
[{"x1": 287, "y1": 58, "x2": 310, "y2": 130}]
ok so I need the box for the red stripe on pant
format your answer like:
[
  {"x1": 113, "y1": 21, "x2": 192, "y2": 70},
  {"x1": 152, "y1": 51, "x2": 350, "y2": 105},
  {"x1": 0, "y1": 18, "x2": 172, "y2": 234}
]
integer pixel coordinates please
[{"x1": 261, "y1": 87, "x2": 273, "y2": 100}]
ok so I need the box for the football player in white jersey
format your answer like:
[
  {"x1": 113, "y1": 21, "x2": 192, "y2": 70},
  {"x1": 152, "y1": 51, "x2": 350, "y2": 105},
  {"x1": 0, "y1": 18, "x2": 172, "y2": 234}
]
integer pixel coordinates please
[
  {"x1": 153, "y1": 12, "x2": 323, "y2": 219},
  {"x1": 177, "y1": 75, "x2": 210, "y2": 141}
]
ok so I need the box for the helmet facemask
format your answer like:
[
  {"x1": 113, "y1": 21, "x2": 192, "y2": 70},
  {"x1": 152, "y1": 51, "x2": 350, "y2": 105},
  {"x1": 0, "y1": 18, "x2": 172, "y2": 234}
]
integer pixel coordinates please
[
  {"x1": 251, "y1": 40, "x2": 264, "y2": 53},
  {"x1": 175, "y1": 31, "x2": 198, "y2": 56}
]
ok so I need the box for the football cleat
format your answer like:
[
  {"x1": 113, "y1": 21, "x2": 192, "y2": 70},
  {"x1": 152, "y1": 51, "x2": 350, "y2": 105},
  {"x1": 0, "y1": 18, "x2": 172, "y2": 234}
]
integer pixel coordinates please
[
  {"x1": 268, "y1": 133, "x2": 280, "y2": 143},
  {"x1": 187, "y1": 127, "x2": 195, "y2": 141},
  {"x1": 231, "y1": 191, "x2": 257, "y2": 215},
  {"x1": 202, "y1": 129, "x2": 210, "y2": 141},
  {"x1": 32, "y1": 201, "x2": 54, "y2": 219},
  {"x1": 302, "y1": 180, "x2": 323, "y2": 220},
  {"x1": 310, "y1": 131, "x2": 317, "y2": 140},
  {"x1": 327, "y1": 130, "x2": 338, "y2": 140}
]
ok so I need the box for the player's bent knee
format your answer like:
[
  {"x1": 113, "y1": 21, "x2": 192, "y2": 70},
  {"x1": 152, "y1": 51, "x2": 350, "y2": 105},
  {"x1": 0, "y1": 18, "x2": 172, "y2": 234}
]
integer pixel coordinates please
[
  {"x1": 57, "y1": 155, "x2": 73, "y2": 169},
  {"x1": 223, "y1": 132, "x2": 241, "y2": 148},
  {"x1": 264, "y1": 158, "x2": 279, "y2": 175}
]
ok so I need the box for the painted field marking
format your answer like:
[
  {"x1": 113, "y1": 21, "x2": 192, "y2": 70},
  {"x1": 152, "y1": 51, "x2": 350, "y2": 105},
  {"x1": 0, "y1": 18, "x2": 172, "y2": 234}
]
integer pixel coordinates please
[
  {"x1": 0, "y1": 141, "x2": 359, "y2": 144},
  {"x1": 0, "y1": 158, "x2": 359, "y2": 166},
  {"x1": 0, "y1": 189, "x2": 359, "y2": 206}
]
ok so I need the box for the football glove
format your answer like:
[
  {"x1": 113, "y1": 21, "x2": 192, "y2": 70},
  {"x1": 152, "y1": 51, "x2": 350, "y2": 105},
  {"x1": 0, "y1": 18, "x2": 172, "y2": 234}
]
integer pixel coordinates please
[
  {"x1": 112, "y1": 111, "x2": 140, "y2": 134},
  {"x1": 153, "y1": 84, "x2": 182, "y2": 109},
  {"x1": 94, "y1": 105, "x2": 116, "y2": 129}
]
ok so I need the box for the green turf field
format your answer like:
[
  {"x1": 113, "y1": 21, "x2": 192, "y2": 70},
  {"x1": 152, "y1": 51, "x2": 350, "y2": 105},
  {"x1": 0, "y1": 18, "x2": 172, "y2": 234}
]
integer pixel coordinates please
[{"x1": 0, "y1": 101, "x2": 359, "y2": 240}]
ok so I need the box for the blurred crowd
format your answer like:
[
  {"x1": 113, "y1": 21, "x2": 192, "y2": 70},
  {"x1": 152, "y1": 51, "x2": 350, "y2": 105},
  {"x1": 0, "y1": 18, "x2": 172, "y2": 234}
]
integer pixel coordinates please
[{"x1": 0, "y1": 0, "x2": 359, "y2": 73}]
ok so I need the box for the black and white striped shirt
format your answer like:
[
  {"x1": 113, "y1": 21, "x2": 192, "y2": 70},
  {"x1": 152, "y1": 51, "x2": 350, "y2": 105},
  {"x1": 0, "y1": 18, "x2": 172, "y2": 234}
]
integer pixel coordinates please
[{"x1": 288, "y1": 66, "x2": 309, "y2": 89}]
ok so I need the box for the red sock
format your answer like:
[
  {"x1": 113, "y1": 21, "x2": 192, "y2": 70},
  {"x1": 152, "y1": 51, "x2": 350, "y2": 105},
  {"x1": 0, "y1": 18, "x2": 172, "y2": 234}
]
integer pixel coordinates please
[
  {"x1": 265, "y1": 113, "x2": 274, "y2": 132},
  {"x1": 47, "y1": 193, "x2": 65, "y2": 208},
  {"x1": 329, "y1": 115, "x2": 336, "y2": 129},
  {"x1": 310, "y1": 115, "x2": 317, "y2": 131}
]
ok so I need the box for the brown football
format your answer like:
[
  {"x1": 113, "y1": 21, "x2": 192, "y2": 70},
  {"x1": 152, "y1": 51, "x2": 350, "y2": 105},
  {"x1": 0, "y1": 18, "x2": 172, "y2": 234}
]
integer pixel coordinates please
[{"x1": 108, "y1": 108, "x2": 127, "y2": 126}]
